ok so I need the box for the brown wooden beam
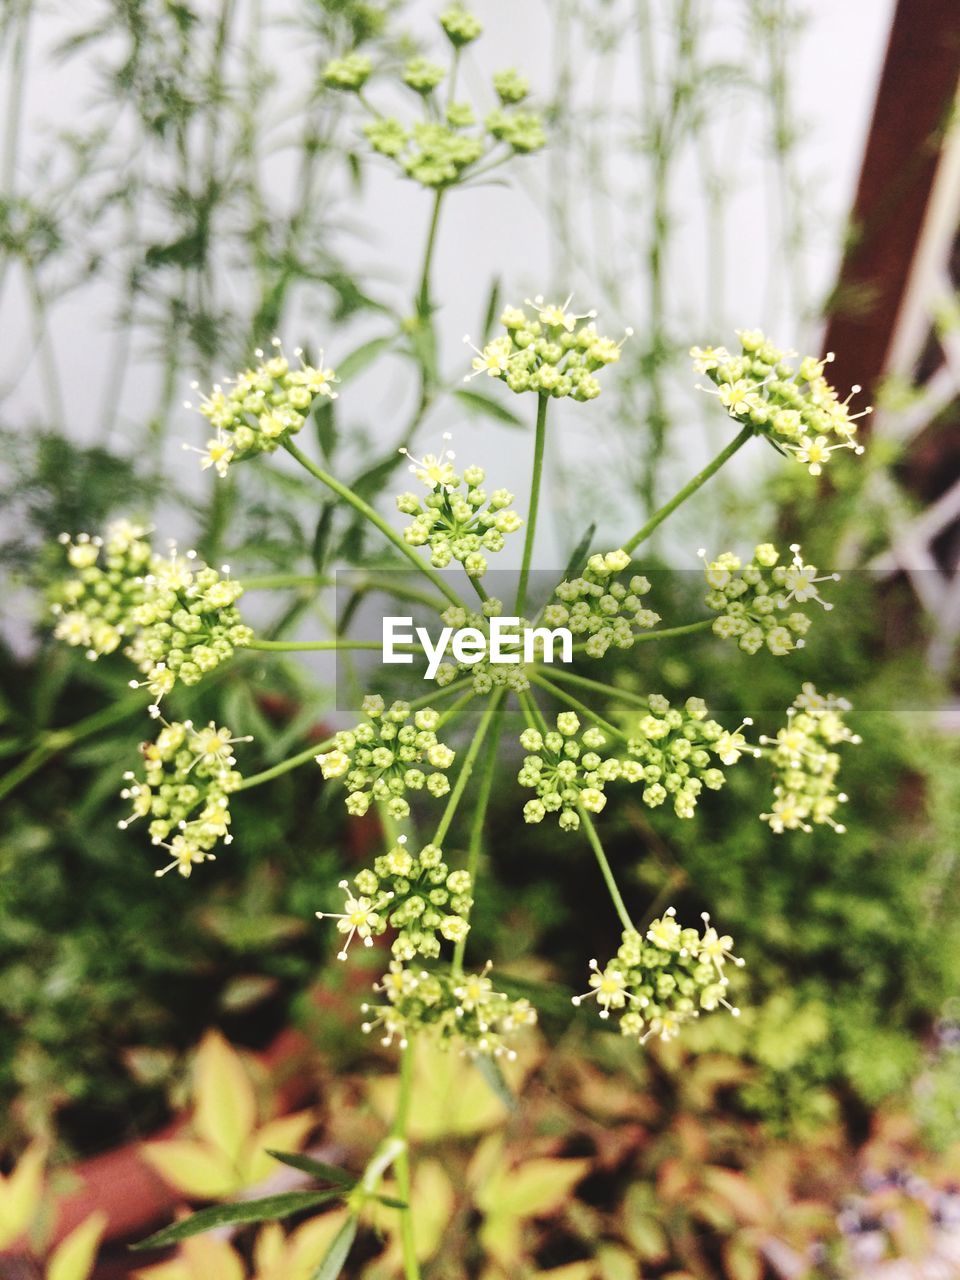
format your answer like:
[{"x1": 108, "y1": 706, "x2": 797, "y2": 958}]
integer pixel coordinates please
[{"x1": 822, "y1": 0, "x2": 960, "y2": 406}]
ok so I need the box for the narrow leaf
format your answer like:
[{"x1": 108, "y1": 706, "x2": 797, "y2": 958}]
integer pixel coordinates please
[
  {"x1": 335, "y1": 335, "x2": 394, "y2": 383},
  {"x1": 265, "y1": 1150, "x2": 355, "y2": 1187},
  {"x1": 560, "y1": 522, "x2": 597, "y2": 581},
  {"x1": 454, "y1": 387, "x2": 525, "y2": 427},
  {"x1": 475, "y1": 1055, "x2": 517, "y2": 1112},
  {"x1": 374, "y1": 1195, "x2": 408, "y2": 1209},
  {"x1": 481, "y1": 276, "x2": 502, "y2": 342},
  {"x1": 46, "y1": 1211, "x2": 107, "y2": 1280},
  {"x1": 314, "y1": 400, "x2": 337, "y2": 460},
  {"x1": 309, "y1": 1214, "x2": 358, "y2": 1280},
  {"x1": 130, "y1": 1190, "x2": 343, "y2": 1251},
  {"x1": 311, "y1": 502, "x2": 335, "y2": 574}
]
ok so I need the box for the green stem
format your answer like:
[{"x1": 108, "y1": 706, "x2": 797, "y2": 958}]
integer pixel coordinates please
[
  {"x1": 0, "y1": 690, "x2": 150, "y2": 804},
  {"x1": 248, "y1": 638, "x2": 417, "y2": 654},
  {"x1": 446, "y1": 47, "x2": 461, "y2": 108},
  {"x1": 434, "y1": 688, "x2": 476, "y2": 730},
  {"x1": 417, "y1": 190, "x2": 443, "y2": 317},
  {"x1": 392, "y1": 1040, "x2": 420, "y2": 1280},
  {"x1": 282, "y1": 439, "x2": 464, "y2": 608},
  {"x1": 237, "y1": 680, "x2": 472, "y2": 792},
  {"x1": 529, "y1": 671, "x2": 624, "y2": 743},
  {"x1": 578, "y1": 806, "x2": 635, "y2": 932},
  {"x1": 545, "y1": 667, "x2": 654, "y2": 710},
  {"x1": 517, "y1": 690, "x2": 634, "y2": 932},
  {"x1": 572, "y1": 619, "x2": 713, "y2": 651},
  {"x1": 622, "y1": 424, "x2": 755, "y2": 553},
  {"x1": 516, "y1": 393, "x2": 548, "y2": 617},
  {"x1": 452, "y1": 698, "x2": 504, "y2": 974},
  {"x1": 432, "y1": 690, "x2": 505, "y2": 846},
  {"x1": 352, "y1": 574, "x2": 448, "y2": 615},
  {"x1": 517, "y1": 687, "x2": 549, "y2": 738},
  {"x1": 242, "y1": 573, "x2": 333, "y2": 591},
  {"x1": 236, "y1": 737, "x2": 334, "y2": 792}
]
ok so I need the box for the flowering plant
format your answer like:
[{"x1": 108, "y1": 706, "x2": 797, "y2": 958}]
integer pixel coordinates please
[{"x1": 41, "y1": 7, "x2": 871, "y2": 1274}]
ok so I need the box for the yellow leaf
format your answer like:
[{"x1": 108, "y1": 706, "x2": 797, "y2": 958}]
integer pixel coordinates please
[
  {"x1": 132, "y1": 1260, "x2": 191, "y2": 1280},
  {"x1": 722, "y1": 1237, "x2": 763, "y2": 1280},
  {"x1": 134, "y1": 1240, "x2": 243, "y2": 1280},
  {"x1": 409, "y1": 1160, "x2": 455, "y2": 1263},
  {"x1": 192, "y1": 1031, "x2": 257, "y2": 1163},
  {"x1": 538, "y1": 1265, "x2": 598, "y2": 1280},
  {"x1": 597, "y1": 1244, "x2": 639, "y2": 1280},
  {"x1": 479, "y1": 1158, "x2": 589, "y2": 1220},
  {"x1": 178, "y1": 1235, "x2": 246, "y2": 1280},
  {"x1": 479, "y1": 1209, "x2": 522, "y2": 1269},
  {"x1": 46, "y1": 1211, "x2": 107, "y2": 1280},
  {"x1": 704, "y1": 1168, "x2": 770, "y2": 1228},
  {"x1": 141, "y1": 1140, "x2": 239, "y2": 1200},
  {"x1": 285, "y1": 1208, "x2": 352, "y2": 1280},
  {"x1": 0, "y1": 1142, "x2": 46, "y2": 1249},
  {"x1": 368, "y1": 1041, "x2": 509, "y2": 1140},
  {"x1": 370, "y1": 1160, "x2": 455, "y2": 1272},
  {"x1": 243, "y1": 1111, "x2": 315, "y2": 1186},
  {"x1": 252, "y1": 1221, "x2": 286, "y2": 1276},
  {"x1": 623, "y1": 1208, "x2": 668, "y2": 1262},
  {"x1": 467, "y1": 1133, "x2": 506, "y2": 1193}
]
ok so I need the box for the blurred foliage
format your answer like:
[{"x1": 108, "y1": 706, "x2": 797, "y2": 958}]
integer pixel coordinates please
[
  {"x1": 140, "y1": 1031, "x2": 315, "y2": 1199},
  {"x1": 0, "y1": 1140, "x2": 106, "y2": 1278},
  {"x1": 105, "y1": 1025, "x2": 960, "y2": 1279}
]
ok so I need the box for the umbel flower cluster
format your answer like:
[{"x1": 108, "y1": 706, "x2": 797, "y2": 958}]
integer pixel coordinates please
[
  {"x1": 316, "y1": 696, "x2": 455, "y2": 819},
  {"x1": 465, "y1": 296, "x2": 632, "y2": 400},
  {"x1": 396, "y1": 440, "x2": 523, "y2": 577},
  {"x1": 573, "y1": 909, "x2": 744, "y2": 1043},
  {"x1": 700, "y1": 542, "x2": 839, "y2": 657},
  {"x1": 543, "y1": 549, "x2": 660, "y2": 657},
  {"x1": 322, "y1": 7, "x2": 545, "y2": 190},
  {"x1": 519, "y1": 713, "x2": 635, "y2": 830},
  {"x1": 692, "y1": 329, "x2": 870, "y2": 473},
  {"x1": 48, "y1": 296, "x2": 869, "y2": 1082},
  {"x1": 626, "y1": 694, "x2": 755, "y2": 819},
  {"x1": 51, "y1": 521, "x2": 251, "y2": 712},
  {"x1": 185, "y1": 339, "x2": 338, "y2": 476},
  {"x1": 119, "y1": 720, "x2": 248, "y2": 878},
  {"x1": 361, "y1": 960, "x2": 537, "y2": 1058},
  {"x1": 518, "y1": 700, "x2": 755, "y2": 829},
  {"x1": 317, "y1": 836, "x2": 473, "y2": 962},
  {"x1": 430, "y1": 601, "x2": 534, "y2": 693},
  {"x1": 760, "y1": 683, "x2": 861, "y2": 833}
]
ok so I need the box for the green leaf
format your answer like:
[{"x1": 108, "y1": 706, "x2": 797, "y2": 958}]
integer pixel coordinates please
[
  {"x1": 130, "y1": 1190, "x2": 343, "y2": 1250},
  {"x1": 335, "y1": 335, "x2": 394, "y2": 383},
  {"x1": 145, "y1": 231, "x2": 206, "y2": 269},
  {"x1": 314, "y1": 400, "x2": 337, "y2": 460},
  {"x1": 475, "y1": 1054, "x2": 517, "y2": 1112},
  {"x1": 561, "y1": 522, "x2": 597, "y2": 580},
  {"x1": 311, "y1": 502, "x2": 335, "y2": 574},
  {"x1": 453, "y1": 387, "x2": 524, "y2": 427},
  {"x1": 309, "y1": 1214, "x2": 358, "y2": 1280},
  {"x1": 373, "y1": 1194, "x2": 408, "y2": 1210},
  {"x1": 265, "y1": 1150, "x2": 356, "y2": 1187},
  {"x1": 481, "y1": 276, "x2": 502, "y2": 341},
  {"x1": 349, "y1": 452, "x2": 407, "y2": 503}
]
